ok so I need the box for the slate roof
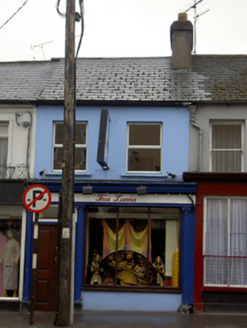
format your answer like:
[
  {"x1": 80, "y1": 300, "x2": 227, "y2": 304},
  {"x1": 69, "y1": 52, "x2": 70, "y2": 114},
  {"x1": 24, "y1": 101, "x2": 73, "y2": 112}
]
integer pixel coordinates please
[
  {"x1": 0, "y1": 60, "x2": 58, "y2": 101},
  {"x1": 0, "y1": 55, "x2": 247, "y2": 103}
]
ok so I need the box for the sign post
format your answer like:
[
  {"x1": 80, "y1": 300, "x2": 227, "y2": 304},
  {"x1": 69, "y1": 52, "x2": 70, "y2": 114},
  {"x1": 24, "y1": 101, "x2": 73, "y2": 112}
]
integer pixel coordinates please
[{"x1": 23, "y1": 185, "x2": 52, "y2": 325}]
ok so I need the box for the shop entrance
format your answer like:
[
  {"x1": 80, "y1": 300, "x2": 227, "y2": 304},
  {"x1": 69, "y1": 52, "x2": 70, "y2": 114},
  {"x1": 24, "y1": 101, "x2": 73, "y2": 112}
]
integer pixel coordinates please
[{"x1": 35, "y1": 225, "x2": 58, "y2": 311}]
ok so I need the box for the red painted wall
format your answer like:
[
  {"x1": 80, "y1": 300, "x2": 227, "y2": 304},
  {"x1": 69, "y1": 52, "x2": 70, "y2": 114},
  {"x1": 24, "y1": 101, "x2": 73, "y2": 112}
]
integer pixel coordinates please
[{"x1": 193, "y1": 182, "x2": 247, "y2": 312}]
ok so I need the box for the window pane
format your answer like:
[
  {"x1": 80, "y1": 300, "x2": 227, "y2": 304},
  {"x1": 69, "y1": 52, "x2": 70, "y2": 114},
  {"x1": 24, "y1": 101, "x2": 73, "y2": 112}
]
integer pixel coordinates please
[
  {"x1": 205, "y1": 199, "x2": 228, "y2": 256},
  {"x1": 53, "y1": 147, "x2": 63, "y2": 169},
  {"x1": 150, "y1": 208, "x2": 180, "y2": 287},
  {"x1": 204, "y1": 199, "x2": 228, "y2": 285},
  {"x1": 230, "y1": 258, "x2": 247, "y2": 286},
  {"x1": 75, "y1": 123, "x2": 87, "y2": 144},
  {"x1": 55, "y1": 123, "x2": 87, "y2": 145},
  {"x1": 0, "y1": 125, "x2": 8, "y2": 136},
  {"x1": 116, "y1": 208, "x2": 154, "y2": 287},
  {"x1": 85, "y1": 206, "x2": 180, "y2": 288},
  {"x1": 0, "y1": 138, "x2": 8, "y2": 178},
  {"x1": 230, "y1": 200, "x2": 247, "y2": 286},
  {"x1": 75, "y1": 148, "x2": 87, "y2": 170},
  {"x1": 212, "y1": 125, "x2": 241, "y2": 149},
  {"x1": 128, "y1": 149, "x2": 161, "y2": 172},
  {"x1": 53, "y1": 122, "x2": 87, "y2": 170},
  {"x1": 55, "y1": 123, "x2": 64, "y2": 144},
  {"x1": 129, "y1": 124, "x2": 160, "y2": 146},
  {"x1": 212, "y1": 151, "x2": 241, "y2": 172},
  {"x1": 85, "y1": 207, "x2": 117, "y2": 285},
  {"x1": 118, "y1": 207, "x2": 148, "y2": 256},
  {"x1": 204, "y1": 256, "x2": 228, "y2": 285}
]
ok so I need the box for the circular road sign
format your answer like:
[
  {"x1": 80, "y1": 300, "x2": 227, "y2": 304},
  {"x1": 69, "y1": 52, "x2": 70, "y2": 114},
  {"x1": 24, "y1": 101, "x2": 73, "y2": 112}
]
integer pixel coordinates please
[{"x1": 23, "y1": 184, "x2": 52, "y2": 213}]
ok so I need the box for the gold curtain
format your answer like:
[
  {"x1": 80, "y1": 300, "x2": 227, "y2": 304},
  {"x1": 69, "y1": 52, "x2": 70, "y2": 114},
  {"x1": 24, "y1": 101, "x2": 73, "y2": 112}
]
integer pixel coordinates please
[{"x1": 102, "y1": 220, "x2": 150, "y2": 259}]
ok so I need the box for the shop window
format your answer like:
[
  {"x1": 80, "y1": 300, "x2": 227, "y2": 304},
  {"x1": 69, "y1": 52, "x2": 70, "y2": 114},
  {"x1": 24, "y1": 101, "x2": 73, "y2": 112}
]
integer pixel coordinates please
[
  {"x1": 204, "y1": 198, "x2": 247, "y2": 287},
  {"x1": 0, "y1": 123, "x2": 8, "y2": 179},
  {"x1": 210, "y1": 122, "x2": 243, "y2": 172},
  {"x1": 127, "y1": 123, "x2": 162, "y2": 173},
  {"x1": 0, "y1": 206, "x2": 23, "y2": 298},
  {"x1": 85, "y1": 206, "x2": 180, "y2": 289},
  {"x1": 53, "y1": 122, "x2": 87, "y2": 171}
]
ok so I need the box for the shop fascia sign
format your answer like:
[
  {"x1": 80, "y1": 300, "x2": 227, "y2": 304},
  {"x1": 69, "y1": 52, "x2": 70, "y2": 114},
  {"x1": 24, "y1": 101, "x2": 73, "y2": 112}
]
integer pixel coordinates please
[
  {"x1": 80, "y1": 193, "x2": 195, "y2": 205},
  {"x1": 95, "y1": 194, "x2": 137, "y2": 203}
]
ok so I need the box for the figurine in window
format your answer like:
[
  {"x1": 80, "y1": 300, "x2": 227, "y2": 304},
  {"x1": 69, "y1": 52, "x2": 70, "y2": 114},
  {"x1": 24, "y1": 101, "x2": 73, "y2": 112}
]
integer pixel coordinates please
[
  {"x1": 0, "y1": 229, "x2": 20, "y2": 297},
  {"x1": 153, "y1": 255, "x2": 165, "y2": 286},
  {"x1": 90, "y1": 254, "x2": 103, "y2": 285}
]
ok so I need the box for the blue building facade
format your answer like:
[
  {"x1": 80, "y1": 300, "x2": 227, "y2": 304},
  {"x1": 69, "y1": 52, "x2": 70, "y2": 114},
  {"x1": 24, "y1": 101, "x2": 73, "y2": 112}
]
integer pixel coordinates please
[
  {"x1": 34, "y1": 105, "x2": 190, "y2": 179},
  {"x1": 22, "y1": 104, "x2": 196, "y2": 312}
]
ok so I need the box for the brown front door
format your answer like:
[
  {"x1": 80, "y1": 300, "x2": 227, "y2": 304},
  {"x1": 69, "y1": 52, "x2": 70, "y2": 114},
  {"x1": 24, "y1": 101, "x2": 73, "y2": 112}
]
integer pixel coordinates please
[{"x1": 35, "y1": 225, "x2": 58, "y2": 311}]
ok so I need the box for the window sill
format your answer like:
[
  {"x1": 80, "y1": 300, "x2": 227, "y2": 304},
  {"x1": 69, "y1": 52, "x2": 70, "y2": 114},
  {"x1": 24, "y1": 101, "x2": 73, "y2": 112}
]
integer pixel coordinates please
[
  {"x1": 83, "y1": 285, "x2": 181, "y2": 293},
  {"x1": 121, "y1": 173, "x2": 166, "y2": 178},
  {"x1": 203, "y1": 286, "x2": 247, "y2": 292},
  {"x1": 44, "y1": 172, "x2": 92, "y2": 177}
]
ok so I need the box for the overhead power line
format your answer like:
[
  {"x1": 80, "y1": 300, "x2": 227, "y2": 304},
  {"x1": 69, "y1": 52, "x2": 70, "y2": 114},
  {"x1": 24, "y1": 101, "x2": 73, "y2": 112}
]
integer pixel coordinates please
[
  {"x1": 0, "y1": 0, "x2": 29, "y2": 30},
  {"x1": 75, "y1": 0, "x2": 84, "y2": 58},
  {"x1": 56, "y1": 0, "x2": 84, "y2": 58}
]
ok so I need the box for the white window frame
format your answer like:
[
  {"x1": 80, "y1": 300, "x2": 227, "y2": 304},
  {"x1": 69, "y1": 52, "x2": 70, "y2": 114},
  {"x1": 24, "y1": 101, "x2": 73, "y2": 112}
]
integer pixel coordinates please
[
  {"x1": 126, "y1": 122, "x2": 162, "y2": 174},
  {"x1": 209, "y1": 121, "x2": 244, "y2": 172},
  {"x1": 203, "y1": 196, "x2": 247, "y2": 288},
  {"x1": 52, "y1": 121, "x2": 87, "y2": 172},
  {"x1": 0, "y1": 122, "x2": 9, "y2": 179}
]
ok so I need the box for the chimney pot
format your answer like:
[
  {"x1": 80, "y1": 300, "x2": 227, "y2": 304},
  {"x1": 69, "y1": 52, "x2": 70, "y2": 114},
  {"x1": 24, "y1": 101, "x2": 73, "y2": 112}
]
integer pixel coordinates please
[
  {"x1": 170, "y1": 13, "x2": 193, "y2": 70},
  {"x1": 178, "y1": 12, "x2": 188, "y2": 21}
]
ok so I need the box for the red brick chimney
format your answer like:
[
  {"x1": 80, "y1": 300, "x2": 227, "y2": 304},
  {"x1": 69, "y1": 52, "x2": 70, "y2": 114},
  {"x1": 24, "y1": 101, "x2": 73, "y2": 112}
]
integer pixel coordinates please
[{"x1": 170, "y1": 13, "x2": 193, "y2": 70}]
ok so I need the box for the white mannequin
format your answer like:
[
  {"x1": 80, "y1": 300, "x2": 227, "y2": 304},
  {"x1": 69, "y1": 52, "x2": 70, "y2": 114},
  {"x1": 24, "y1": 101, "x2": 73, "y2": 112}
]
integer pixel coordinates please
[{"x1": 0, "y1": 230, "x2": 20, "y2": 297}]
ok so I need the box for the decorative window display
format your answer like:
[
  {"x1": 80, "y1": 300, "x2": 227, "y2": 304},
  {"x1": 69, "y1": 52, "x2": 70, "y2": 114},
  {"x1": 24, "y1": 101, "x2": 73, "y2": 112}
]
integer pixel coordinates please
[
  {"x1": 85, "y1": 206, "x2": 180, "y2": 289},
  {"x1": 127, "y1": 123, "x2": 162, "y2": 173},
  {"x1": 53, "y1": 122, "x2": 87, "y2": 171},
  {"x1": 0, "y1": 206, "x2": 22, "y2": 298}
]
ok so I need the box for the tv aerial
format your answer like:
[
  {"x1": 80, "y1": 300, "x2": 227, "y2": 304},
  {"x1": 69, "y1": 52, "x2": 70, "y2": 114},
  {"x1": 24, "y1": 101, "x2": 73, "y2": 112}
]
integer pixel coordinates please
[
  {"x1": 30, "y1": 40, "x2": 54, "y2": 60},
  {"x1": 184, "y1": 0, "x2": 210, "y2": 54}
]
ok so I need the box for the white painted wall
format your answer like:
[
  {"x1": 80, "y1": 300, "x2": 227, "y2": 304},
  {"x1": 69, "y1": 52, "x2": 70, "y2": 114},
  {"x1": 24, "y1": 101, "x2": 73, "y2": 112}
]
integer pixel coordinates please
[
  {"x1": 0, "y1": 105, "x2": 36, "y2": 179},
  {"x1": 189, "y1": 104, "x2": 247, "y2": 172}
]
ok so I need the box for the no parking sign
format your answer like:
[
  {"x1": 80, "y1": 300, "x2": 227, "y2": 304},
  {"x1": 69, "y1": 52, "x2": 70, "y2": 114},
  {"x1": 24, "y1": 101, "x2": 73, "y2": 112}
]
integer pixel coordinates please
[{"x1": 23, "y1": 184, "x2": 52, "y2": 213}]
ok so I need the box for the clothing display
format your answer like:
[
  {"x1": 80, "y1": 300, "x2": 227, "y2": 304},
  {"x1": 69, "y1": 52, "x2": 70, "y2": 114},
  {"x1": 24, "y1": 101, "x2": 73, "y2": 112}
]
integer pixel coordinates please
[
  {"x1": 0, "y1": 232, "x2": 7, "y2": 295},
  {"x1": 0, "y1": 236, "x2": 20, "y2": 292}
]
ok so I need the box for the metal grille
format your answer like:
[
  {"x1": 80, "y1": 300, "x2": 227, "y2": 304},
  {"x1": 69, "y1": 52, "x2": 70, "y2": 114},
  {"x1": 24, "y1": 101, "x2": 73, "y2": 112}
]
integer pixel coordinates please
[{"x1": 0, "y1": 163, "x2": 29, "y2": 179}]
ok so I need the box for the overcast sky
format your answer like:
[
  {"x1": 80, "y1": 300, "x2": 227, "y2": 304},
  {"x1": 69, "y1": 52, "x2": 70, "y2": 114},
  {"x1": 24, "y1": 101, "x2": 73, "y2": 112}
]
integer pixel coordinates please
[{"x1": 0, "y1": 0, "x2": 247, "y2": 62}]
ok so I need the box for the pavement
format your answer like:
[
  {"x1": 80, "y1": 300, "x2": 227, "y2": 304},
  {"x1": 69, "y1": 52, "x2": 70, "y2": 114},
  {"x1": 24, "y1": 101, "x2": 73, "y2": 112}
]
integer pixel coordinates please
[{"x1": 1, "y1": 311, "x2": 247, "y2": 328}]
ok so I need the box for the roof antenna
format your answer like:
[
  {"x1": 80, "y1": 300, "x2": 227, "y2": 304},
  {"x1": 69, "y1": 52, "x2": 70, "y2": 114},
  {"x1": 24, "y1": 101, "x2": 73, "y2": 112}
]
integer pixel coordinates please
[
  {"x1": 30, "y1": 40, "x2": 54, "y2": 60},
  {"x1": 184, "y1": 0, "x2": 210, "y2": 54}
]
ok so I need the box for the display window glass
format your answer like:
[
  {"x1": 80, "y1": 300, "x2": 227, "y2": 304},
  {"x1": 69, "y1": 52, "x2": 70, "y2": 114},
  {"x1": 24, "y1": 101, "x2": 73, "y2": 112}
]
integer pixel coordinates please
[
  {"x1": 85, "y1": 206, "x2": 180, "y2": 289},
  {"x1": 0, "y1": 206, "x2": 23, "y2": 298}
]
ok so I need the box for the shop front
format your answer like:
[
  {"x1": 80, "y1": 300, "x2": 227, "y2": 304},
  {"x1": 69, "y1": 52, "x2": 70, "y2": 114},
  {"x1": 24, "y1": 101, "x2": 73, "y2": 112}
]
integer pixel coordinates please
[
  {"x1": 0, "y1": 181, "x2": 26, "y2": 311},
  {"x1": 22, "y1": 181, "x2": 196, "y2": 312},
  {"x1": 73, "y1": 182, "x2": 196, "y2": 312},
  {"x1": 183, "y1": 173, "x2": 247, "y2": 313}
]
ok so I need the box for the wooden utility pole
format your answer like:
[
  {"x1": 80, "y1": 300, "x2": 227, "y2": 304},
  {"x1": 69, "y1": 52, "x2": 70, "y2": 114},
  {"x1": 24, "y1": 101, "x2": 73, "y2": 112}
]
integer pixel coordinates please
[{"x1": 54, "y1": 0, "x2": 76, "y2": 325}]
